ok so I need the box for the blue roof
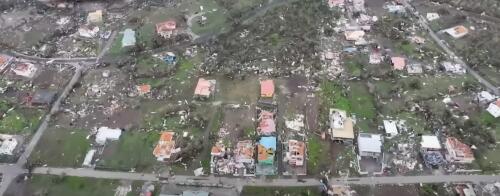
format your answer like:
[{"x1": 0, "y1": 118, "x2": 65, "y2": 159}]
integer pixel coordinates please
[
  {"x1": 122, "y1": 28, "x2": 136, "y2": 47},
  {"x1": 260, "y1": 136, "x2": 276, "y2": 150}
]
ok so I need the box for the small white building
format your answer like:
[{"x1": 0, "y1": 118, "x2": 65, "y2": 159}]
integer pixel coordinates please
[
  {"x1": 122, "y1": 28, "x2": 136, "y2": 48},
  {"x1": 426, "y1": 13, "x2": 440, "y2": 21},
  {"x1": 487, "y1": 100, "x2": 500, "y2": 118},
  {"x1": 383, "y1": 120, "x2": 398, "y2": 138},
  {"x1": 0, "y1": 135, "x2": 18, "y2": 155},
  {"x1": 442, "y1": 61, "x2": 466, "y2": 74},
  {"x1": 82, "y1": 149, "x2": 96, "y2": 167},
  {"x1": 95, "y1": 127, "x2": 122, "y2": 145},
  {"x1": 421, "y1": 135, "x2": 441, "y2": 152},
  {"x1": 358, "y1": 133, "x2": 382, "y2": 159},
  {"x1": 444, "y1": 25, "x2": 469, "y2": 38}
]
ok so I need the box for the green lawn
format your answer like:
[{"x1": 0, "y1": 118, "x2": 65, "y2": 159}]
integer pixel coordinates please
[
  {"x1": 307, "y1": 135, "x2": 331, "y2": 175},
  {"x1": 319, "y1": 81, "x2": 350, "y2": 112},
  {"x1": 191, "y1": 1, "x2": 229, "y2": 35},
  {"x1": 23, "y1": 175, "x2": 118, "y2": 196},
  {"x1": 137, "y1": 23, "x2": 156, "y2": 48},
  {"x1": 30, "y1": 128, "x2": 90, "y2": 167},
  {"x1": 0, "y1": 108, "x2": 44, "y2": 134},
  {"x1": 107, "y1": 33, "x2": 124, "y2": 57},
  {"x1": 349, "y1": 82, "x2": 376, "y2": 120},
  {"x1": 241, "y1": 186, "x2": 321, "y2": 196},
  {"x1": 96, "y1": 131, "x2": 160, "y2": 172}
]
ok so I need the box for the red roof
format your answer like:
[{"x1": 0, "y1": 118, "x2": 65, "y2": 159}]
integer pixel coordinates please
[
  {"x1": 194, "y1": 78, "x2": 215, "y2": 97},
  {"x1": 446, "y1": 137, "x2": 474, "y2": 159},
  {"x1": 391, "y1": 57, "x2": 406, "y2": 70},
  {"x1": 496, "y1": 99, "x2": 500, "y2": 107},
  {"x1": 260, "y1": 80, "x2": 275, "y2": 97},
  {"x1": 156, "y1": 20, "x2": 176, "y2": 32}
]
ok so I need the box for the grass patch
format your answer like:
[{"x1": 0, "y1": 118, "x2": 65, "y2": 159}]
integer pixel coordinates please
[
  {"x1": 191, "y1": 1, "x2": 228, "y2": 35},
  {"x1": 319, "y1": 81, "x2": 350, "y2": 112},
  {"x1": 241, "y1": 186, "x2": 321, "y2": 196},
  {"x1": 24, "y1": 175, "x2": 118, "y2": 196},
  {"x1": 349, "y1": 82, "x2": 376, "y2": 119},
  {"x1": 96, "y1": 131, "x2": 159, "y2": 172},
  {"x1": 30, "y1": 128, "x2": 90, "y2": 167},
  {"x1": 137, "y1": 23, "x2": 156, "y2": 49},
  {"x1": 0, "y1": 108, "x2": 43, "y2": 134},
  {"x1": 307, "y1": 135, "x2": 330, "y2": 175}
]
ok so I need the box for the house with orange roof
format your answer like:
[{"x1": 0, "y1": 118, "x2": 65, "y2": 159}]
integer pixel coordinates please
[
  {"x1": 391, "y1": 57, "x2": 406, "y2": 70},
  {"x1": 156, "y1": 20, "x2": 177, "y2": 39},
  {"x1": 444, "y1": 25, "x2": 469, "y2": 38},
  {"x1": 153, "y1": 132, "x2": 178, "y2": 161},
  {"x1": 487, "y1": 99, "x2": 500, "y2": 118},
  {"x1": 194, "y1": 78, "x2": 216, "y2": 99},
  {"x1": 210, "y1": 142, "x2": 225, "y2": 157},
  {"x1": 260, "y1": 80, "x2": 275, "y2": 98},
  {"x1": 285, "y1": 140, "x2": 305, "y2": 167},
  {"x1": 136, "y1": 84, "x2": 151, "y2": 95},
  {"x1": 445, "y1": 137, "x2": 475, "y2": 163}
]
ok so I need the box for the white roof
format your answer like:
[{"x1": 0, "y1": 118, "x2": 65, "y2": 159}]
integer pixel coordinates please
[
  {"x1": 487, "y1": 102, "x2": 500, "y2": 118},
  {"x1": 477, "y1": 91, "x2": 496, "y2": 102},
  {"x1": 82, "y1": 149, "x2": 96, "y2": 166},
  {"x1": 421, "y1": 135, "x2": 441, "y2": 149},
  {"x1": 383, "y1": 120, "x2": 398, "y2": 135},
  {"x1": 358, "y1": 133, "x2": 382, "y2": 153},
  {"x1": 95, "y1": 127, "x2": 122, "y2": 145},
  {"x1": 0, "y1": 137, "x2": 17, "y2": 155}
]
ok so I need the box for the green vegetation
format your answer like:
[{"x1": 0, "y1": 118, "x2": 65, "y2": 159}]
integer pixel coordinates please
[
  {"x1": 25, "y1": 175, "x2": 118, "y2": 196},
  {"x1": 241, "y1": 186, "x2": 321, "y2": 196},
  {"x1": 107, "y1": 33, "x2": 124, "y2": 57},
  {"x1": 191, "y1": 1, "x2": 228, "y2": 35},
  {"x1": 345, "y1": 57, "x2": 363, "y2": 77},
  {"x1": 349, "y1": 82, "x2": 376, "y2": 119},
  {"x1": 397, "y1": 41, "x2": 416, "y2": 56},
  {"x1": 335, "y1": 146, "x2": 358, "y2": 176},
  {"x1": 307, "y1": 135, "x2": 330, "y2": 175},
  {"x1": 96, "y1": 131, "x2": 159, "y2": 172},
  {"x1": 137, "y1": 23, "x2": 156, "y2": 48},
  {"x1": 30, "y1": 128, "x2": 90, "y2": 167},
  {"x1": 319, "y1": 81, "x2": 350, "y2": 112},
  {"x1": 0, "y1": 108, "x2": 43, "y2": 134}
]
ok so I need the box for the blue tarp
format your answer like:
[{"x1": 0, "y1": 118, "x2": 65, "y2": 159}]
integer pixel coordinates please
[{"x1": 260, "y1": 136, "x2": 276, "y2": 150}]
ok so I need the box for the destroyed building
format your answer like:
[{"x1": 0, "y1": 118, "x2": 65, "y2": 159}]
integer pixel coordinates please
[
  {"x1": 153, "y1": 132, "x2": 178, "y2": 161},
  {"x1": 391, "y1": 57, "x2": 406, "y2": 70},
  {"x1": 383, "y1": 120, "x2": 398, "y2": 138},
  {"x1": 0, "y1": 134, "x2": 18, "y2": 155},
  {"x1": 156, "y1": 20, "x2": 177, "y2": 39},
  {"x1": 12, "y1": 63, "x2": 37, "y2": 78},
  {"x1": 0, "y1": 54, "x2": 14, "y2": 73},
  {"x1": 445, "y1": 137, "x2": 475, "y2": 164},
  {"x1": 420, "y1": 135, "x2": 445, "y2": 167},
  {"x1": 30, "y1": 90, "x2": 57, "y2": 106},
  {"x1": 328, "y1": 108, "x2": 354, "y2": 145},
  {"x1": 87, "y1": 10, "x2": 103, "y2": 24},
  {"x1": 441, "y1": 61, "x2": 466, "y2": 74},
  {"x1": 257, "y1": 110, "x2": 276, "y2": 136},
  {"x1": 284, "y1": 140, "x2": 305, "y2": 167}
]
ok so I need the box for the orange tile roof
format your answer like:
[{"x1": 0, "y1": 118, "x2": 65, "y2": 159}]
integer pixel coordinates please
[
  {"x1": 454, "y1": 26, "x2": 468, "y2": 34},
  {"x1": 194, "y1": 78, "x2": 215, "y2": 97},
  {"x1": 260, "y1": 80, "x2": 275, "y2": 97},
  {"x1": 391, "y1": 57, "x2": 406, "y2": 70},
  {"x1": 153, "y1": 132, "x2": 175, "y2": 158},
  {"x1": 156, "y1": 20, "x2": 176, "y2": 33},
  {"x1": 137, "y1": 84, "x2": 151, "y2": 94},
  {"x1": 446, "y1": 137, "x2": 474, "y2": 159}
]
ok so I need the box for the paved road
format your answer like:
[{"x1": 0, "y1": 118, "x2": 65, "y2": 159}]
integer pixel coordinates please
[
  {"x1": 402, "y1": 0, "x2": 499, "y2": 95},
  {"x1": 31, "y1": 167, "x2": 500, "y2": 187},
  {"x1": 1, "y1": 50, "x2": 97, "y2": 64}
]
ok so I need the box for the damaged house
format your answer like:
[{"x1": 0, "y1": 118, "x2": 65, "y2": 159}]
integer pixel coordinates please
[
  {"x1": 156, "y1": 20, "x2": 177, "y2": 39},
  {"x1": 260, "y1": 79, "x2": 275, "y2": 98},
  {"x1": 0, "y1": 54, "x2": 14, "y2": 73},
  {"x1": 445, "y1": 137, "x2": 475, "y2": 164},
  {"x1": 441, "y1": 61, "x2": 466, "y2": 74},
  {"x1": 444, "y1": 25, "x2": 469, "y2": 39},
  {"x1": 257, "y1": 110, "x2": 276, "y2": 136},
  {"x1": 194, "y1": 78, "x2": 216, "y2": 99},
  {"x1": 153, "y1": 131, "x2": 179, "y2": 161},
  {"x1": 328, "y1": 109, "x2": 354, "y2": 145},
  {"x1": 12, "y1": 63, "x2": 37, "y2": 78},
  {"x1": 391, "y1": 57, "x2": 406, "y2": 70},
  {"x1": 357, "y1": 133, "x2": 384, "y2": 174},
  {"x1": 30, "y1": 90, "x2": 57, "y2": 106},
  {"x1": 420, "y1": 135, "x2": 445, "y2": 168},
  {"x1": 234, "y1": 140, "x2": 255, "y2": 176},
  {"x1": 284, "y1": 140, "x2": 305, "y2": 167},
  {"x1": 0, "y1": 134, "x2": 18, "y2": 155}
]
